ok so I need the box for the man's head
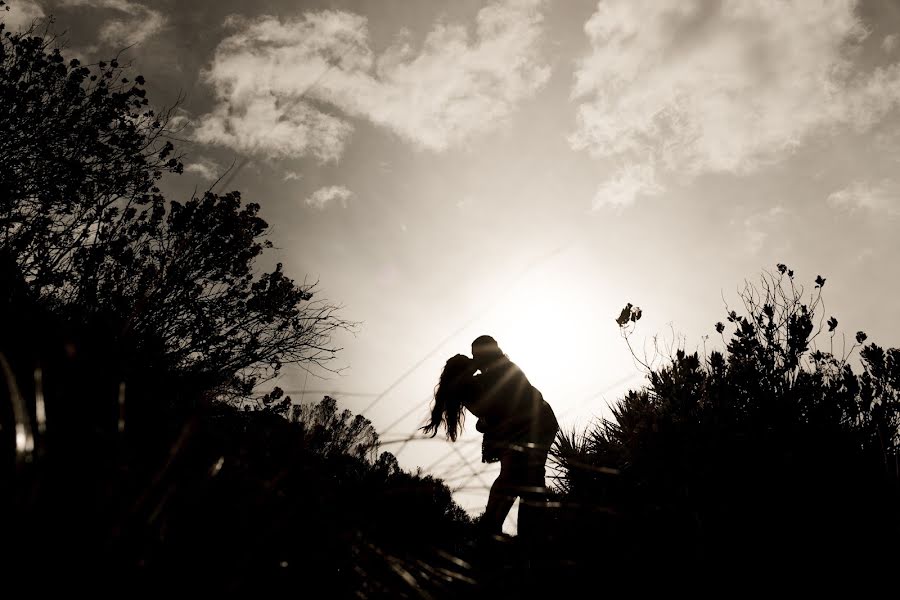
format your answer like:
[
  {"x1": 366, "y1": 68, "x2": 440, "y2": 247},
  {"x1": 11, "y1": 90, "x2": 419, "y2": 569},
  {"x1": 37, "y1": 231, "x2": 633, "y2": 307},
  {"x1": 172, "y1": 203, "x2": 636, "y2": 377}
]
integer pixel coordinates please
[{"x1": 471, "y1": 335, "x2": 503, "y2": 370}]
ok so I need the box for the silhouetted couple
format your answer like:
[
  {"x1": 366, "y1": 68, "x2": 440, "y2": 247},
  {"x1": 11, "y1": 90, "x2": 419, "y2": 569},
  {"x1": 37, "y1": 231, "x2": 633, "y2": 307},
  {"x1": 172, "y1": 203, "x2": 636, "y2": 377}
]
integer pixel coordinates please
[{"x1": 423, "y1": 335, "x2": 559, "y2": 538}]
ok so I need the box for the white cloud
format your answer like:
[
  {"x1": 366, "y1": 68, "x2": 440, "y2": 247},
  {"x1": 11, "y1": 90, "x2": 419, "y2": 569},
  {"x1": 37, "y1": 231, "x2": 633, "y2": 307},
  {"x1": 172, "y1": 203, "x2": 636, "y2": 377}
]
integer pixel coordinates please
[
  {"x1": 166, "y1": 107, "x2": 192, "y2": 132},
  {"x1": 2, "y1": 0, "x2": 45, "y2": 31},
  {"x1": 195, "y1": 0, "x2": 549, "y2": 160},
  {"x1": 98, "y1": 12, "x2": 164, "y2": 47},
  {"x1": 283, "y1": 171, "x2": 303, "y2": 182},
  {"x1": 591, "y1": 163, "x2": 662, "y2": 211},
  {"x1": 306, "y1": 185, "x2": 353, "y2": 210},
  {"x1": 194, "y1": 97, "x2": 353, "y2": 162},
  {"x1": 743, "y1": 205, "x2": 786, "y2": 254},
  {"x1": 184, "y1": 157, "x2": 222, "y2": 181},
  {"x1": 572, "y1": 0, "x2": 900, "y2": 207},
  {"x1": 883, "y1": 34, "x2": 899, "y2": 54},
  {"x1": 827, "y1": 180, "x2": 899, "y2": 215},
  {"x1": 60, "y1": 0, "x2": 165, "y2": 47}
]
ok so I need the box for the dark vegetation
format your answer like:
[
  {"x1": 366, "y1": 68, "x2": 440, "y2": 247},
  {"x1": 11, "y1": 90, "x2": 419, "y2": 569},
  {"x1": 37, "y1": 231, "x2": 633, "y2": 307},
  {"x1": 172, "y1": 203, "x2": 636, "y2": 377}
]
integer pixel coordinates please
[
  {"x1": 0, "y1": 17, "x2": 472, "y2": 596},
  {"x1": 2, "y1": 247, "x2": 474, "y2": 595},
  {"x1": 550, "y1": 269, "x2": 900, "y2": 582},
  {"x1": 2, "y1": 11, "x2": 899, "y2": 596}
]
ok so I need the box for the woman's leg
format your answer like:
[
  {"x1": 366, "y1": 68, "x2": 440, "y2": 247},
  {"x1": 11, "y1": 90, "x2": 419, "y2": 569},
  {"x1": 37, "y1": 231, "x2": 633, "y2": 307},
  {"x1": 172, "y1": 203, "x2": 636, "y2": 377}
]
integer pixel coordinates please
[{"x1": 482, "y1": 452, "x2": 520, "y2": 535}]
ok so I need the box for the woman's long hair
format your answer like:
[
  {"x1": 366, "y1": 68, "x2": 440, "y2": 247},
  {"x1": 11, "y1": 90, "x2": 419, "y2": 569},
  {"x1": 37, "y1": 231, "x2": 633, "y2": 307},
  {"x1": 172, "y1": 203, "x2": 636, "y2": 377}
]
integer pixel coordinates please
[{"x1": 421, "y1": 354, "x2": 475, "y2": 442}]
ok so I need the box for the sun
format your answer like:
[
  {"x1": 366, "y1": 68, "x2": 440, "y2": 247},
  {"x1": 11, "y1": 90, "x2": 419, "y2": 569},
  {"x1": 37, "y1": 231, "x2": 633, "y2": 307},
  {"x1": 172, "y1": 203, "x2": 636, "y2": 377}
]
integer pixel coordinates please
[{"x1": 478, "y1": 271, "x2": 617, "y2": 421}]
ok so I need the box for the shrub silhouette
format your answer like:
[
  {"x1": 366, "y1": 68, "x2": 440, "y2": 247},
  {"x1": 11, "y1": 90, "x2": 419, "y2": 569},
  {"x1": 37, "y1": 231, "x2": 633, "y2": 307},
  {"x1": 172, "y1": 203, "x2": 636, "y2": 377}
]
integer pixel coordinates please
[
  {"x1": 259, "y1": 391, "x2": 381, "y2": 461},
  {"x1": 552, "y1": 266, "x2": 900, "y2": 578},
  {"x1": 121, "y1": 399, "x2": 474, "y2": 595}
]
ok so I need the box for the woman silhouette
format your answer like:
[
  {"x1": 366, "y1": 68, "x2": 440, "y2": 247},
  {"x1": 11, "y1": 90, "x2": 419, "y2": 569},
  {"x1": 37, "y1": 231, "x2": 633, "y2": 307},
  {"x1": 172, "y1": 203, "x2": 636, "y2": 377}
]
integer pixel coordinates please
[{"x1": 422, "y1": 336, "x2": 558, "y2": 537}]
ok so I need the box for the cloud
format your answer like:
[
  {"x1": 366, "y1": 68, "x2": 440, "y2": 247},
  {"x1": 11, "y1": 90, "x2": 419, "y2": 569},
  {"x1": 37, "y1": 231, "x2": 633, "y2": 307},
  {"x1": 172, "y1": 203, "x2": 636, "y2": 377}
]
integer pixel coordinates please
[
  {"x1": 166, "y1": 107, "x2": 192, "y2": 132},
  {"x1": 572, "y1": 0, "x2": 900, "y2": 207},
  {"x1": 2, "y1": 0, "x2": 45, "y2": 31},
  {"x1": 283, "y1": 171, "x2": 303, "y2": 182},
  {"x1": 195, "y1": 0, "x2": 549, "y2": 160},
  {"x1": 883, "y1": 34, "x2": 899, "y2": 54},
  {"x1": 827, "y1": 180, "x2": 899, "y2": 216},
  {"x1": 60, "y1": 0, "x2": 165, "y2": 47},
  {"x1": 305, "y1": 185, "x2": 353, "y2": 210},
  {"x1": 194, "y1": 97, "x2": 353, "y2": 162},
  {"x1": 591, "y1": 163, "x2": 662, "y2": 211},
  {"x1": 184, "y1": 157, "x2": 223, "y2": 181},
  {"x1": 743, "y1": 205, "x2": 786, "y2": 254}
]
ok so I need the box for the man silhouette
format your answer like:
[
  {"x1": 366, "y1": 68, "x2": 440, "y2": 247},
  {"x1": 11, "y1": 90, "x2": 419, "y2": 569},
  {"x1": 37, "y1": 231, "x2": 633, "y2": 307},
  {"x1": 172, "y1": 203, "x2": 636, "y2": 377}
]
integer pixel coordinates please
[{"x1": 471, "y1": 335, "x2": 558, "y2": 538}]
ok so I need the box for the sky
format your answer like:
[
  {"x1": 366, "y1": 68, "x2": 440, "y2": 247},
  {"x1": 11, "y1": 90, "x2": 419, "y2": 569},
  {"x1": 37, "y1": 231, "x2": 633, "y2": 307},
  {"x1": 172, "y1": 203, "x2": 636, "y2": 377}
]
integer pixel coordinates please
[{"x1": 6, "y1": 0, "x2": 900, "y2": 527}]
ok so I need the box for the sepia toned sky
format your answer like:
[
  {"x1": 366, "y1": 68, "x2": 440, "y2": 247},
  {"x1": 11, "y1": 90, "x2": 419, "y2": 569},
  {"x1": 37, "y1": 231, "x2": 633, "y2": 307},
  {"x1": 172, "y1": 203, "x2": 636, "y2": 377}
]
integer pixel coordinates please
[{"x1": 7, "y1": 0, "x2": 900, "y2": 522}]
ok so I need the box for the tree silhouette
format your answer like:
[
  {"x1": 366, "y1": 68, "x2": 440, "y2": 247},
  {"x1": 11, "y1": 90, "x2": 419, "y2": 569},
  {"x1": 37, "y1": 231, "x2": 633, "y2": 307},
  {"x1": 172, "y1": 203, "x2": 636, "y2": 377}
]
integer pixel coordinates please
[
  {"x1": 0, "y1": 23, "x2": 351, "y2": 400},
  {"x1": 0, "y1": 25, "x2": 471, "y2": 594}
]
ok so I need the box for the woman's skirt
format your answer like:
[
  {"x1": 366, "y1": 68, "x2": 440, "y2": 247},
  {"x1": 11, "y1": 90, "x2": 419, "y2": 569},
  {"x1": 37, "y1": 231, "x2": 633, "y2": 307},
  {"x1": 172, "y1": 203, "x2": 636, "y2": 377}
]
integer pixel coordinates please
[{"x1": 481, "y1": 399, "x2": 558, "y2": 464}]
